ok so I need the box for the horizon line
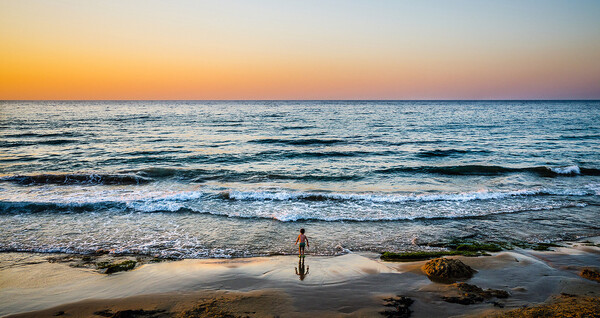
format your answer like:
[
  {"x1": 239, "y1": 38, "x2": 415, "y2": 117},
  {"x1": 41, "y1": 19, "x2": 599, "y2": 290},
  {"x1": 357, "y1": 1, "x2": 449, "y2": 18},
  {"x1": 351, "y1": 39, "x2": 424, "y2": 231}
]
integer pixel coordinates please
[{"x1": 2, "y1": 99, "x2": 600, "y2": 102}]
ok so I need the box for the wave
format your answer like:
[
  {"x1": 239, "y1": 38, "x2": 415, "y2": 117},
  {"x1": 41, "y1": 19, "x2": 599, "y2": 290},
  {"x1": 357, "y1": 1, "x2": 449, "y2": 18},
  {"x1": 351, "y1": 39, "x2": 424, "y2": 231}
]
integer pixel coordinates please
[
  {"x1": 0, "y1": 174, "x2": 151, "y2": 185},
  {"x1": 3, "y1": 164, "x2": 596, "y2": 187},
  {"x1": 0, "y1": 189, "x2": 589, "y2": 222},
  {"x1": 37, "y1": 139, "x2": 79, "y2": 145},
  {"x1": 559, "y1": 134, "x2": 600, "y2": 140},
  {"x1": 257, "y1": 202, "x2": 588, "y2": 222},
  {"x1": 248, "y1": 138, "x2": 346, "y2": 146},
  {"x1": 375, "y1": 165, "x2": 600, "y2": 177},
  {"x1": 2, "y1": 132, "x2": 85, "y2": 138},
  {"x1": 220, "y1": 188, "x2": 592, "y2": 203},
  {"x1": 415, "y1": 149, "x2": 489, "y2": 158},
  {"x1": 0, "y1": 139, "x2": 80, "y2": 147},
  {"x1": 279, "y1": 125, "x2": 316, "y2": 130},
  {"x1": 126, "y1": 167, "x2": 363, "y2": 182}
]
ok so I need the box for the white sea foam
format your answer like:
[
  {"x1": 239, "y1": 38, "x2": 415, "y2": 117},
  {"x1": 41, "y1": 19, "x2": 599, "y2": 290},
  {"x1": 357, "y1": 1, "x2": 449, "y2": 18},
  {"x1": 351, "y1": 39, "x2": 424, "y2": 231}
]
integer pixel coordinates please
[
  {"x1": 4, "y1": 187, "x2": 537, "y2": 210},
  {"x1": 550, "y1": 165, "x2": 581, "y2": 175},
  {"x1": 224, "y1": 188, "x2": 590, "y2": 203}
]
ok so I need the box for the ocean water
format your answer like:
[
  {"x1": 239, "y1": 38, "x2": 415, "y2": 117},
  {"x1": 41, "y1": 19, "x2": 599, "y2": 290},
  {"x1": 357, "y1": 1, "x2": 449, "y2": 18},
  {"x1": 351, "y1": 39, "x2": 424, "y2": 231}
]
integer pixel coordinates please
[{"x1": 1, "y1": 100, "x2": 599, "y2": 258}]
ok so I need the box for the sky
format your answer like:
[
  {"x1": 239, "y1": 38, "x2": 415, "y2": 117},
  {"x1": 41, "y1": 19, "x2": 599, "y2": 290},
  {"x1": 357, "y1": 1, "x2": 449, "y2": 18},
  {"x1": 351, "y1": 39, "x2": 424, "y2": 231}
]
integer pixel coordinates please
[{"x1": 1, "y1": 0, "x2": 600, "y2": 100}]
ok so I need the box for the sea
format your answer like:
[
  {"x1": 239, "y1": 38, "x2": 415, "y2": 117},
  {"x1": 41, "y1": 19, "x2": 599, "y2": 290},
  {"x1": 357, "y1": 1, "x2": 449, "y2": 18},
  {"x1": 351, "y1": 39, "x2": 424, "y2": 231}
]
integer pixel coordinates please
[{"x1": 1, "y1": 100, "x2": 599, "y2": 258}]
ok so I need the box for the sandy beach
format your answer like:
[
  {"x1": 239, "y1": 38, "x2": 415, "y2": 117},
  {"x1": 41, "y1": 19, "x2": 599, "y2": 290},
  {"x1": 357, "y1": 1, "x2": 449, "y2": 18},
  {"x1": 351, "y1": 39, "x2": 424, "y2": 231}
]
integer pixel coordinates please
[{"x1": 1, "y1": 238, "x2": 599, "y2": 317}]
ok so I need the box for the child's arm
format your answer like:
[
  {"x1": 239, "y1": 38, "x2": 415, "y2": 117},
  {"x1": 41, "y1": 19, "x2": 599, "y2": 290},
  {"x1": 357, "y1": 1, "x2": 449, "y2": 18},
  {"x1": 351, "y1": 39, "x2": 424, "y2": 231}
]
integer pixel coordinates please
[
  {"x1": 295, "y1": 235, "x2": 299, "y2": 245},
  {"x1": 306, "y1": 237, "x2": 309, "y2": 248}
]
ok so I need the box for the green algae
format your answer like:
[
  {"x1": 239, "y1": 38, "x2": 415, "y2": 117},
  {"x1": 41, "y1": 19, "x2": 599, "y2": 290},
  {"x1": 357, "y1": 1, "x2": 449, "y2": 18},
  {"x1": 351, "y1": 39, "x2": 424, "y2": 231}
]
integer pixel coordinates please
[
  {"x1": 96, "y1": 260, "x2": 137, "y2": 274},
  {"x1": 380, "y1": 250, "x2": 479, "y2": 261}
]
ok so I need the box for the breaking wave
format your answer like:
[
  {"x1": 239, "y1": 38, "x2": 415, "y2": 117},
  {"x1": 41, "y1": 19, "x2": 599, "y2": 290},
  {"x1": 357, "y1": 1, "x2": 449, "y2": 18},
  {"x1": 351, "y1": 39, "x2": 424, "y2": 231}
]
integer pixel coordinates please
[
  {"x1": 0, "y1": 186, "x2": 594, "y2": 218},
  {"x1": 220, "y1": 188, "x2": 592, "y2": 202}
]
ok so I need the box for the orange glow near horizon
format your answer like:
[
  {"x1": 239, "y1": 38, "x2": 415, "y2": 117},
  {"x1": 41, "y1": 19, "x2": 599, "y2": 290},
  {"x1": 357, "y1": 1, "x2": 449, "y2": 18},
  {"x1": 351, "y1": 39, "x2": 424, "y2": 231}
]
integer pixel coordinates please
[{"x1": 1, "y1": 1, "x2": 600, "y2": 100}]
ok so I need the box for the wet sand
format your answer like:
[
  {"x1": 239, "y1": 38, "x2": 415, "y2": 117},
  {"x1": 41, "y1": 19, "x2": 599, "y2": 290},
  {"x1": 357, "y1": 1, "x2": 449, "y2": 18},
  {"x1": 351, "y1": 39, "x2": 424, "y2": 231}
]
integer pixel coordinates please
[{"x1": 1, "y1": 238, "x2": 599, "y2": 317}]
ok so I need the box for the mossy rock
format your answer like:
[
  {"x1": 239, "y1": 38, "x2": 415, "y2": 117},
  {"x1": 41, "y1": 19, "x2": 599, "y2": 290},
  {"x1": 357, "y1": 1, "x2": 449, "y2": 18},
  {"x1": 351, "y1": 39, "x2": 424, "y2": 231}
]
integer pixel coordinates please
[
  {"x1": 532, "y1": 243, "x2": 562, "y2": 251},
  {"x1": 422, "y1": 258, "x2": 476, "y2": 282},
  {"x1": 494, "y1": 294, "x2": 600, "y2": 317},
  {"x1": 97, "y1": 260, "x2": 137, "y2": 274},
  {"x1": 433, "y1": 238, "x2": 566, "y2": 252},
  {"x1": 381, "y1": 251, "x2": 469, "y2": 261},
  {"x1": 430, "y1": 238, "x2": 508, "y2": 251}
]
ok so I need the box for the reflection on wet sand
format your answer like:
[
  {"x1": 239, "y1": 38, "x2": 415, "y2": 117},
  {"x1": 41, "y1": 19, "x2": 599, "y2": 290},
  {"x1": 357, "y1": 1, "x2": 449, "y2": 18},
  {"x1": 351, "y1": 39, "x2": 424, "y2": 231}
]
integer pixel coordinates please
[{"x1": 295, "y1": 257, "x2": 309, "y2": 281}]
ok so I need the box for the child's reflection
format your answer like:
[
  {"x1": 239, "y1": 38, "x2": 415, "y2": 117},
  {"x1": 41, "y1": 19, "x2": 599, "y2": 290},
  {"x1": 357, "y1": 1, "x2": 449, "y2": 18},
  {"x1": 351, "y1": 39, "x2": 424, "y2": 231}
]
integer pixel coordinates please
[{"x1": 295, "y1": 257, "x2": 309, "y2": 281}]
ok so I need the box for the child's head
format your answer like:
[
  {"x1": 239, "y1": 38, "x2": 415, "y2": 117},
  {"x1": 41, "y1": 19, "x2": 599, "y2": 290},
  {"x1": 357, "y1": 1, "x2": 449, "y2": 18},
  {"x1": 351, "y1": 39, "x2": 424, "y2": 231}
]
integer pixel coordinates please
[{"x1": 300, "y1": 228, "x2": 305, "y2": 234}]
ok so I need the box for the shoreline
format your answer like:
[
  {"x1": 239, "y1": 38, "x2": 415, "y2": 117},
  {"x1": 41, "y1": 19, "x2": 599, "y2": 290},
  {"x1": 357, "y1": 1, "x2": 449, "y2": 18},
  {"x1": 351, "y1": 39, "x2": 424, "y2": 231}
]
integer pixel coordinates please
[
  {"x1": 2, "y1": 232, "x2": 598, "y2": 261},
  {"x1": 1, "y1": 237, "x2": 599, "y2": 317}
]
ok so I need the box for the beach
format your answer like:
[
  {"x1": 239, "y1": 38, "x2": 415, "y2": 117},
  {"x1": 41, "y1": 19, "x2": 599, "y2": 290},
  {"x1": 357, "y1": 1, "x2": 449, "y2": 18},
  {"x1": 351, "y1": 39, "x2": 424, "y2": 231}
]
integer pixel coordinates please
[
  {"x1": 2, "y1": 237, "x2": 599, "y2": 317},
  {"x1": 3, "y1": 0, "x2": 600, "y2": 315},
  {"x1": 1, "y1": 100, "x2": 599, "y2": 316}
]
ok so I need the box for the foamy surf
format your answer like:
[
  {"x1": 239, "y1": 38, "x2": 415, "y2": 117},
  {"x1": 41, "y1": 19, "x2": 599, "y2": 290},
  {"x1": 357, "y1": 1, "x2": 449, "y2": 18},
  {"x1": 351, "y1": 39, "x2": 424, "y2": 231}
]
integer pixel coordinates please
[
  {"x1": 221, "y1": 188, "x2": 592, "y2": 203},
  {"x1": 550, "y1": 165, "x2": 581, "y2": 175}
]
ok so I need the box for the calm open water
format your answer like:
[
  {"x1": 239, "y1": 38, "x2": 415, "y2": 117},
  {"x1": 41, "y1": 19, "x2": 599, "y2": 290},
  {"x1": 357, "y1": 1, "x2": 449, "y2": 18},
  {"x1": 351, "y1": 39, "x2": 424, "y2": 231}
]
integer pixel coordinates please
[{"x1": 1, "y1": 100, "x2": 599, "y2": 258}]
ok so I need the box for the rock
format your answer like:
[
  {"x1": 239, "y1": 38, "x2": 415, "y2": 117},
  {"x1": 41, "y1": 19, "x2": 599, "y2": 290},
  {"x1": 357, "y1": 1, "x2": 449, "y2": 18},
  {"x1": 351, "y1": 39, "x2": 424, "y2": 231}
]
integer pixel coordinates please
[
  {"x1": 93, "y1": 309, "x2": 113, "y2": 317},
  {"x1": 494, "y1": 294, "x2": 600, "y2": 317},
  {"x1": 380, "y1": 295, "x2": 414, "y2": 318},
  {"x1": 456, "y1": 282, "x2": 509, "y2": 298},
  {"x1": 580, "y1": 268, "x2": 600, "y2": 283},
  {"x1": 442, "y1": 283, "x2": 510, "y2": 305},
  {"x1": 492, "y1": 301, "x2": 505, "y2": 308},
  {"x1": 94, "y1": 249, "x2": 111, "y2": 255},
  {"x1": 421, "y1": 258, "x2": 476, "y2": 282},
  {"x1": 179, "y1": 299, "x2": 238, "y2": 318},
  {"x1": 96, "y1": 260, "x2": 137, "y2": 274},
  {"x1": 110, "y1": 309, "x2": 166, "y2": 318},
  {"x1": 93, "y1": 309, "x2": 167, "y2": 318}
]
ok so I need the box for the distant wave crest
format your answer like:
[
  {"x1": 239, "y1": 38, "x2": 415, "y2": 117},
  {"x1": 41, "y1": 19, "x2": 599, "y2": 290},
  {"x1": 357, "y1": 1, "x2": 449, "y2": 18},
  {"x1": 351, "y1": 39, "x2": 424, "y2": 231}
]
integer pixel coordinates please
[
  {"x1": 2, "y1": 164, "x2": 597, "y2": 187},
  {"x1": 376, "y1": 165, "x2": 600, "y2": 177},
  {"x1": 0, "y1": 174, "x2": 151, "y2": 185}
]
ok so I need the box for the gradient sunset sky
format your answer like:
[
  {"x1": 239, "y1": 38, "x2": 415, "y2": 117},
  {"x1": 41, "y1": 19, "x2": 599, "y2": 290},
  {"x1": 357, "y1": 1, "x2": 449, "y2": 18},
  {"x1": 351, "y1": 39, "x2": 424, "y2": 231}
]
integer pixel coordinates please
[{"x1": 1, "y1": 0, "x2": 599, "y2": 100}]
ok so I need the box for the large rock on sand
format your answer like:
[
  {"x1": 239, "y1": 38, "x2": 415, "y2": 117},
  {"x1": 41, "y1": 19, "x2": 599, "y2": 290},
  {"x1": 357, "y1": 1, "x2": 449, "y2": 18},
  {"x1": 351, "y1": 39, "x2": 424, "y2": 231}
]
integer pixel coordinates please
[{"x1": 422, "y1": 258, "x2": 476, "y2": 282}]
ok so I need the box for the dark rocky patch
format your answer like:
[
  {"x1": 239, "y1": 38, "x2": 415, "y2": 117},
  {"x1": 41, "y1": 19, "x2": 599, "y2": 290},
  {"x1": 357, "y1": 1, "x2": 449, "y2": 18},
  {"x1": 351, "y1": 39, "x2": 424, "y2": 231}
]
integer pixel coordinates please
[
  {"x1": 442, "y1": 283, "x2": 509, "y2": 305},
  {"x1": 111, "y1": 309, "x2": 167, "y2": 318},
  {"x1": 178, "y1": 299, "x2": 248, "y2": 318},
  {"x1": 46, "y1": 253, "x2": 166, "y2": 273},
  {"x1": 494, "y1": 294, "x2": 600, "y2": 317},
  {"x1": 380, "y1": 295, "x2": 413, "y2": 318},
  {"x1": 94, "y1": 309, "x2": 115, "y2": 317},
  {"x1": 382, "y1": 239, "x2": 507, "y2": 262},
  {"x1": 93, "y1": 309, "x2": 167, "y2": 318},
  {"x1": 580, "y1": 268, "x2": 600, "y2": 283}
]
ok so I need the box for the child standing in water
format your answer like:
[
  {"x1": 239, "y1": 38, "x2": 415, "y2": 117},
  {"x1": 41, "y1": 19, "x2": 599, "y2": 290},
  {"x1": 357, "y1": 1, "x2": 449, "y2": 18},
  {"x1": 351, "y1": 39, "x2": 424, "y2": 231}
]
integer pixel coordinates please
[{"x1": 295, "y1": 228, "x2": 309, "y2": 257}]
